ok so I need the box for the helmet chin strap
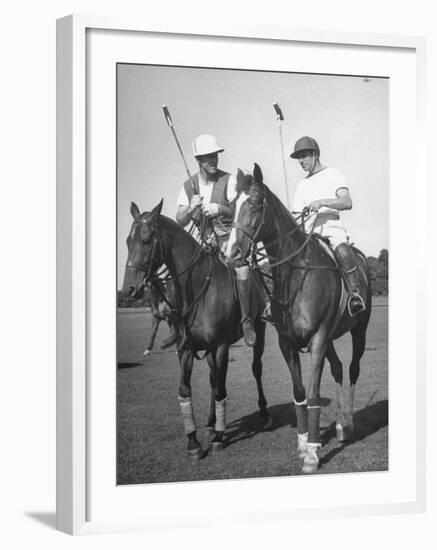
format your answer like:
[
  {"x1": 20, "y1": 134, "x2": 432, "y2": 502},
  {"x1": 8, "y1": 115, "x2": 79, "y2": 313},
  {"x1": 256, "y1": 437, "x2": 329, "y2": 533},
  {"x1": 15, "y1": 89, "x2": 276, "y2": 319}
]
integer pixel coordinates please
[{"x1": 308, "y1": 153, "x2": 317, "y2": 176}]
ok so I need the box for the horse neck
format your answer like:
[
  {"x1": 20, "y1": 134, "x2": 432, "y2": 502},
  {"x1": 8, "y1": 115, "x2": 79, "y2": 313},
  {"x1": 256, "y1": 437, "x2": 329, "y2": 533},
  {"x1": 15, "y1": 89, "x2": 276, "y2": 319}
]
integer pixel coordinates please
[
  {"x1": 158, "y1": 217, "x2": 215, "y2": 313},
  {"x1": 158, "y1": 216, "x2": 200, "y2": 277},
  {"x1": 263, "y1": 193, "x2": 306, "y2": 268}
]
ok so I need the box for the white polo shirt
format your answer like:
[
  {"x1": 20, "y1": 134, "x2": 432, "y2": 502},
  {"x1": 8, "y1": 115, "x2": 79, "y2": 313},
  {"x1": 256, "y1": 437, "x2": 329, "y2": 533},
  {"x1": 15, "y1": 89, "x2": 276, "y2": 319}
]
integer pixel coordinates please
[{"x1": 292, "y1": 167, "x2": 350, "y2": 247}]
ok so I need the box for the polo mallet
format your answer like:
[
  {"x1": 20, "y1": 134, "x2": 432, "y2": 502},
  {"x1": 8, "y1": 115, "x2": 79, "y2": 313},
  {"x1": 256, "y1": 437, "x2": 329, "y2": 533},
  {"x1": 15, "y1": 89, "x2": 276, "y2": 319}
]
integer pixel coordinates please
[
  {"x1": 273, "y1": 102, "x2": 291, "y2": 210},
  {"x1": 162, "y1": 104, "x2": 201, "y2": 223}
]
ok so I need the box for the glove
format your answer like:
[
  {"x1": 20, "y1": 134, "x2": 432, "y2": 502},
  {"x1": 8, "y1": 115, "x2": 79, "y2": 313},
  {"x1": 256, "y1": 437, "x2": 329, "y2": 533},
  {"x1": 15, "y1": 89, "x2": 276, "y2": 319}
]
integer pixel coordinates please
[
  {"x1": 189, "y1": 194, "x2": 203, "y2": 211},
  {"x1": 202, "y1": 203, "x2": 220, "y2": 217}
]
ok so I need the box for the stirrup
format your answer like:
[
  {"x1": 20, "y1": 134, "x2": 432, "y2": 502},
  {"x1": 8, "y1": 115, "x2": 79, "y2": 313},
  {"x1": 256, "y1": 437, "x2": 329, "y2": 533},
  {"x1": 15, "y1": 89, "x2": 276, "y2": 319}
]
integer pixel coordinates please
[{"x1": 347, "y1": 293, "x2": 366, "y2": 317}]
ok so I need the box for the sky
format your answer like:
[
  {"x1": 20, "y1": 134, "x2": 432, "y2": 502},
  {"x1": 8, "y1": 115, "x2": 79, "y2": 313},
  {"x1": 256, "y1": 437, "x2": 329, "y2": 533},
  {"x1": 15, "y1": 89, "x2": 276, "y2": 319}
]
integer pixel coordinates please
[{"x1": 117, "y1": 64, "x2": 388, "y2": 286}]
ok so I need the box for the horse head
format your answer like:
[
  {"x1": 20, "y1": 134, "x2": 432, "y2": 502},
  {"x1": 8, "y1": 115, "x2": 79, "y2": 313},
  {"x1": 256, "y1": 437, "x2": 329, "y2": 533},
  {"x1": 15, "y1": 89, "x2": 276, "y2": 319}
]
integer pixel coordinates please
[
  {"x1": 121, "y1": 199, "x2": 164, "y2": 302},
  {"x1": 227, "y1": 163, "x2": 272, "y2": 267}
]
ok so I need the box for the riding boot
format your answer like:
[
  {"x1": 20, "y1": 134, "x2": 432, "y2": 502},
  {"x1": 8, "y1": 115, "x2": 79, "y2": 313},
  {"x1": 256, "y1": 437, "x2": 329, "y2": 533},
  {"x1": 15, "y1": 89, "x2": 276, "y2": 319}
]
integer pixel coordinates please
[
  {"x1": 334, "y1": 243, "x2": 366, "y2": 317},
  {"x1": 237, "y1": 278, "x2": 257, "y2": 347}
]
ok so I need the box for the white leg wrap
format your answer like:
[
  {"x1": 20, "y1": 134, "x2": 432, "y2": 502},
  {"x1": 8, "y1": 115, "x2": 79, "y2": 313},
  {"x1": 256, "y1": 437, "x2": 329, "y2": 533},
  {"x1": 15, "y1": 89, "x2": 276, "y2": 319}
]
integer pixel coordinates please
[
  {"x1": 215, "y1": 398, "x2": 227, "y2": 432},
  {"x1": 178, "y1": 396, "x2": 196, "y2": 434},
  {"x1": 297, "y1": 432, "x2": 308, "y2": 447},
  {"x1": 297, "y1": 432, "x2": 308, "y2": 458},
  {"x1": 302, "y1": 442, "x2": 320, "y2": 470},
  {"x1": 301, "y1": 441, "x2": 321, "y2": 473},
  {"x1": 294, "y1": 398, "x2": 307, "y2": 406}
]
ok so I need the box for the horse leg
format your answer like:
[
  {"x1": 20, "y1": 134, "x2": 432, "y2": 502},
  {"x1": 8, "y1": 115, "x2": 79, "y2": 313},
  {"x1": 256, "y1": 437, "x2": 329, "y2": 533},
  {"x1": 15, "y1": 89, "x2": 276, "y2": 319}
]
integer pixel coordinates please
[
  {"x1": 278, "y1": 335, "x2": 308, "y2": 460},
  {"x1": 144, "y1": 315, "x2": 160, "y2": 356},
  {"x1": 206, "y1": 344, "x2": 229, "y2": 453},
  {"x1": 161, "y1": 313, "x2": 180, "y2": 350},
  {"x1": 252, "y1": 319, "x2": 272, "y2": 429},
  {"x1": 302, "y1": 333, "x2": 328, "y2": 474},
  {"x1": 177, "y1": 347, "x2": 203, "y2": 462},
  {"x1": 326, "y1": 341, "x2": 349, "y2": 442},
  {"x1": 346, "y1": 322, "x2": 368, "y2": 436},
  {"x1": 206, "y1": 355, "x2": 217, "y2": 433}
]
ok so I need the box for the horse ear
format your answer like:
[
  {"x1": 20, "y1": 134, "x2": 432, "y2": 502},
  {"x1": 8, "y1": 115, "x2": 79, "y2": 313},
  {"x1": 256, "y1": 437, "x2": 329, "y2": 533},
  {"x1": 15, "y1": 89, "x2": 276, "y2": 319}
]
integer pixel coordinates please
[
  {"x1": 150, "y1": 198, "x2": 163, "y2": 220},
  {"x1": 130, "y1": 202, "x2": 140, "y2": 219},
  {"x1": 253, "y1": 163, "x2": 263, "y2": 185},
  {"x1": 236, "y1": 168, "x2": 246, "y2": 191}
]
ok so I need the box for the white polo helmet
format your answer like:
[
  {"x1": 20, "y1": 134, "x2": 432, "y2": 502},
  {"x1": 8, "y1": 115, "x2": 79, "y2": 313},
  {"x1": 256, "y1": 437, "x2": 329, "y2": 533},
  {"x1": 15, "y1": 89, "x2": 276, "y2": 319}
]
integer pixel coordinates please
[{"x1": 192, "y1": 134, "x2": 224, "y2": 157}]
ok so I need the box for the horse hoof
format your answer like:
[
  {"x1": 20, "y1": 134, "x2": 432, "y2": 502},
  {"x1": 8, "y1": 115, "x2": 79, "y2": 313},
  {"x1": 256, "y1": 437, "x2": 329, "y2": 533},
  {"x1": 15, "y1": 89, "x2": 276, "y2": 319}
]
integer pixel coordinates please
[
  {"x1": 188, "y1": 446, "x2": 203, "y2": 463},
  {"x1": 300, "y1": 444, "x2": 319, "y2": 474},
  {"x1": 210, "y1": 441, "x2": 225, "y2": 454},
  {"x1": 143, "y1": 349, "x2": 151, "y2": 356},
  {"x1": 336, "y1": 424, "x2": 353, "y2": 442},
  {"x1": 297, "y1": 446, "x2": 308, "y2": 460},
  {"x1": 301, "y1": 460, "x2": 319, "y2": 474},
  {"x1": 261, "y1": 415, "x2": 273, "y2": 431},
  {"x1": 205, "y1": 426, "x2": 216, "y2": 437}
]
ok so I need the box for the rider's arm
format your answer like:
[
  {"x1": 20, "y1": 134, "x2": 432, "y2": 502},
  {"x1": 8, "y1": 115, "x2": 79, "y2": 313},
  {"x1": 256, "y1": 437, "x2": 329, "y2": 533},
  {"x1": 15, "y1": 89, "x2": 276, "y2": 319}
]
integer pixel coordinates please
[
  {"x1": 311, "y1": 188, "x2": 352, "y2": 212},
  {"x1": 176, "y1": 205, "x2": 194, "y2": 227},
  {"x1": 176, "y1": 189, "x2": 202, "y2": 226},
  {"x1": 217, "y1": 203, "x2": 233, "y2": 218}
]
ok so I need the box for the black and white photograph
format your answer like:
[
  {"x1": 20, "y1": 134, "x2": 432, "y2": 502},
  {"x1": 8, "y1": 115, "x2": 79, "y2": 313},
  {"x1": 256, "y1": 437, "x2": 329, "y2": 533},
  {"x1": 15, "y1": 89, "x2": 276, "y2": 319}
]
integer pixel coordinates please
[{"x1": 116, "y1": 63, "x2": 389, "y2": 484}]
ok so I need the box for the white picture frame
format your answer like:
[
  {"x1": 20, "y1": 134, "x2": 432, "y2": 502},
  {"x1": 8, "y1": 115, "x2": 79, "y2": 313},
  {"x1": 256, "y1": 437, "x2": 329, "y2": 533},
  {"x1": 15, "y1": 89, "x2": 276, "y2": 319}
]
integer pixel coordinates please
[{"x1": 56, "y1": 14, "x2": 427, "y2": 535}]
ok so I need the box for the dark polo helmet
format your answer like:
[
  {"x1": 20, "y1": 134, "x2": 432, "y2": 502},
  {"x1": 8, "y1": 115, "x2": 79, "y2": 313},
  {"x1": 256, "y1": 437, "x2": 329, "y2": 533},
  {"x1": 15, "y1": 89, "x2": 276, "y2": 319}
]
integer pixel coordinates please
[{"x1": 290, "y1": 136, "x2": 320, "y2": 158}]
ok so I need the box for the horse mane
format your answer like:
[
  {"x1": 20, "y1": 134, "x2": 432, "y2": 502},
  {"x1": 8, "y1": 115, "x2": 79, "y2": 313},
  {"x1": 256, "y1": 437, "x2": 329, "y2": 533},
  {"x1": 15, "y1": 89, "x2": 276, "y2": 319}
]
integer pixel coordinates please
[
  {"x1": 157, "y1": 214, "x2": 202, "y2": 248},
  {"x1": 260, "y1": 183, "x2": 302, "y2": 233}
]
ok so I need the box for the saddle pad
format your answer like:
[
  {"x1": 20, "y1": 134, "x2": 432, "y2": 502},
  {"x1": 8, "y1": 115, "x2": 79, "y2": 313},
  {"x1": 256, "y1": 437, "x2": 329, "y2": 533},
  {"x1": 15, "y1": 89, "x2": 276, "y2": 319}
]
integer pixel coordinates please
[{"x1": 314, "y1": 236, "x2": 337, "y2": 263}]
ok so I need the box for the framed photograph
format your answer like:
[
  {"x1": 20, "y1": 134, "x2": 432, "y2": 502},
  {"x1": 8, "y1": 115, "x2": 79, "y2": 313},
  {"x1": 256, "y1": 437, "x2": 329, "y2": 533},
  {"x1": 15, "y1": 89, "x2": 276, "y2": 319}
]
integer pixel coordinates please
[{"x1": 57, "y1": 15, "x2": 426, "y2": 535}]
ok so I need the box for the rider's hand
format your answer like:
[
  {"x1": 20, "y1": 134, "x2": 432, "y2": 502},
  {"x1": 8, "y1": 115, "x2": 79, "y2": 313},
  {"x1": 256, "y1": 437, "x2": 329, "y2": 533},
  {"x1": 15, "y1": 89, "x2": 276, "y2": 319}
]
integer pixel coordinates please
[
  {"x1": 189, "y1": 194, "x2": 203, "y2": 212},
  {"x1": 202, "y1": 203, "x2": 220, "y2": 217},
  {"x1": 308, "y1": 199, "x2": 325, "y2": 213}
]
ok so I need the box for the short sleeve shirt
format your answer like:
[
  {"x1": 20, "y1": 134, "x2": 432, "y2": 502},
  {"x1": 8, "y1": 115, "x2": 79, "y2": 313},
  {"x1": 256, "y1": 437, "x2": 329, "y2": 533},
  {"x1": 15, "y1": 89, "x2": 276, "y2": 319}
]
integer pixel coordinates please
[
  {"x1": 292, "y1": 167, "x2": 349, "y2": 215},
  {"x1": 177, "y1": 172, "x2": 238, "y2": 206}
]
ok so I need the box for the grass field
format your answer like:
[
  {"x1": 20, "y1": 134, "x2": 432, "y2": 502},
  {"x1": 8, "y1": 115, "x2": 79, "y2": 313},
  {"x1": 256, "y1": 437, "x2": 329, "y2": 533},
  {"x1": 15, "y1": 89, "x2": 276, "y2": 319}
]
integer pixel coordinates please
[{"x1": 117, "y1": 297, "x2": 388, "y2": 484}]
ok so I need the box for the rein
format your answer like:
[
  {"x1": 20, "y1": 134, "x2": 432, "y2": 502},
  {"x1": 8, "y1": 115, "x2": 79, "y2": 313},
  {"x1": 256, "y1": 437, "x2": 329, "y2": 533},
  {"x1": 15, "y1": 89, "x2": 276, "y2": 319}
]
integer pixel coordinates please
[
  {"x1": 129, "y1": 212, "x2": 217, "y2": 359},
  {"x1": 236, "y1": 196, "x2": 340, "y2": 310}
]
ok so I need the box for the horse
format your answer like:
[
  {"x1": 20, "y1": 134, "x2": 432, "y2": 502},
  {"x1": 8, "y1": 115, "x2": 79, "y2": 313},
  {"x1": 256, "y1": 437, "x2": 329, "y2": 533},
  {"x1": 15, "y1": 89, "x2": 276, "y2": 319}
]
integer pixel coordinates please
[
  {"x1": 121, "y1": 200, "x2": 269, "y2": 461},
  {"x1": 226, "y1": 164, "x2": 371, "y2": 474},
  {"x1": 143, "y1": 278, "x2": 180, "y2": 356}
]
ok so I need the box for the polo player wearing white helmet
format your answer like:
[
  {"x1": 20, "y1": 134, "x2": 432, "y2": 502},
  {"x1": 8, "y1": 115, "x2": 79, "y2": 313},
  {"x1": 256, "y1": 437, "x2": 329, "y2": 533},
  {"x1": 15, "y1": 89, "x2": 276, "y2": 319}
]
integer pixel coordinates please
[
  {"x1": 176, "y1": 134, "x2": 257, "y2": 346},
  {"x1": 290, "y1": 136, "x2": 366, "y2": 316}
]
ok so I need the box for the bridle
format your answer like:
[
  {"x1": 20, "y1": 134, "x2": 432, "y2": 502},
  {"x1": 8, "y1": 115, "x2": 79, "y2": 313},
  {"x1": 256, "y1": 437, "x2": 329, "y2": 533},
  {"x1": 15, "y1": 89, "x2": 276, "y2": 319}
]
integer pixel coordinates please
[
  {"x1": 125, "y1": 214, "x2": 214, "y2": 358},
  {"x1": 125, "y1": 219, "x2": 163, "y2": 284},
  {"x1": 232, "y1": 193, "x2": 314, "y2": 269},
  {"x1": 231, "y1": 189, "x2": 340, "y2": 314}
]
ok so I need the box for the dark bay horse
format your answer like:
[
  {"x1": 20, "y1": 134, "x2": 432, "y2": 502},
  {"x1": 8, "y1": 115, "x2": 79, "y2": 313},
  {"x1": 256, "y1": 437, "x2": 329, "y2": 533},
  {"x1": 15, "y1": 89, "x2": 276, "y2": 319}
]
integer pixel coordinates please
[
  {"x1": 144, "y1": 278, "x2": 179, "y2": 356},
  {"x1": 227, "y1": 164, "x2": 371, "y2": 474},
  {"x1": 121, "y1": 200, "x2": 269, "y2": 461}
]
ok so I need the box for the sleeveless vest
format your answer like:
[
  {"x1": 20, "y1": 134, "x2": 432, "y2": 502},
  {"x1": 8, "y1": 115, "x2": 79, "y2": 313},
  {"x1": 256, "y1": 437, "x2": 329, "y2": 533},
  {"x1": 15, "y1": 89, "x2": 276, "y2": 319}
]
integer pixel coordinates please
[{"x1": 183, "y1": 170, "x2": 233, "y2": 236}]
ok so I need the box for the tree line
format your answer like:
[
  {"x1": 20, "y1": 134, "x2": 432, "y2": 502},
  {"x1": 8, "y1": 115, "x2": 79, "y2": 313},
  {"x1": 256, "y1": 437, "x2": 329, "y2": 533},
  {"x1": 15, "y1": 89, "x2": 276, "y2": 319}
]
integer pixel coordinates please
[{"x1": 366, "y1": 248, "x2": 388, "y2": 296}]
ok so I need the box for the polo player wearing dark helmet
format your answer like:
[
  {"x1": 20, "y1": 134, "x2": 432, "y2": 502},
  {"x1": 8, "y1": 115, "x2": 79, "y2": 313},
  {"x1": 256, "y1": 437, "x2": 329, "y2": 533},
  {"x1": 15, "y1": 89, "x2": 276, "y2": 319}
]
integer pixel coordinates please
[
  {"x1": 290, "y1": 136, "x2": 366, "y2": 316},
  {"x1": 176, "y1": 134, "x2": 258, "y2": 346}
]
